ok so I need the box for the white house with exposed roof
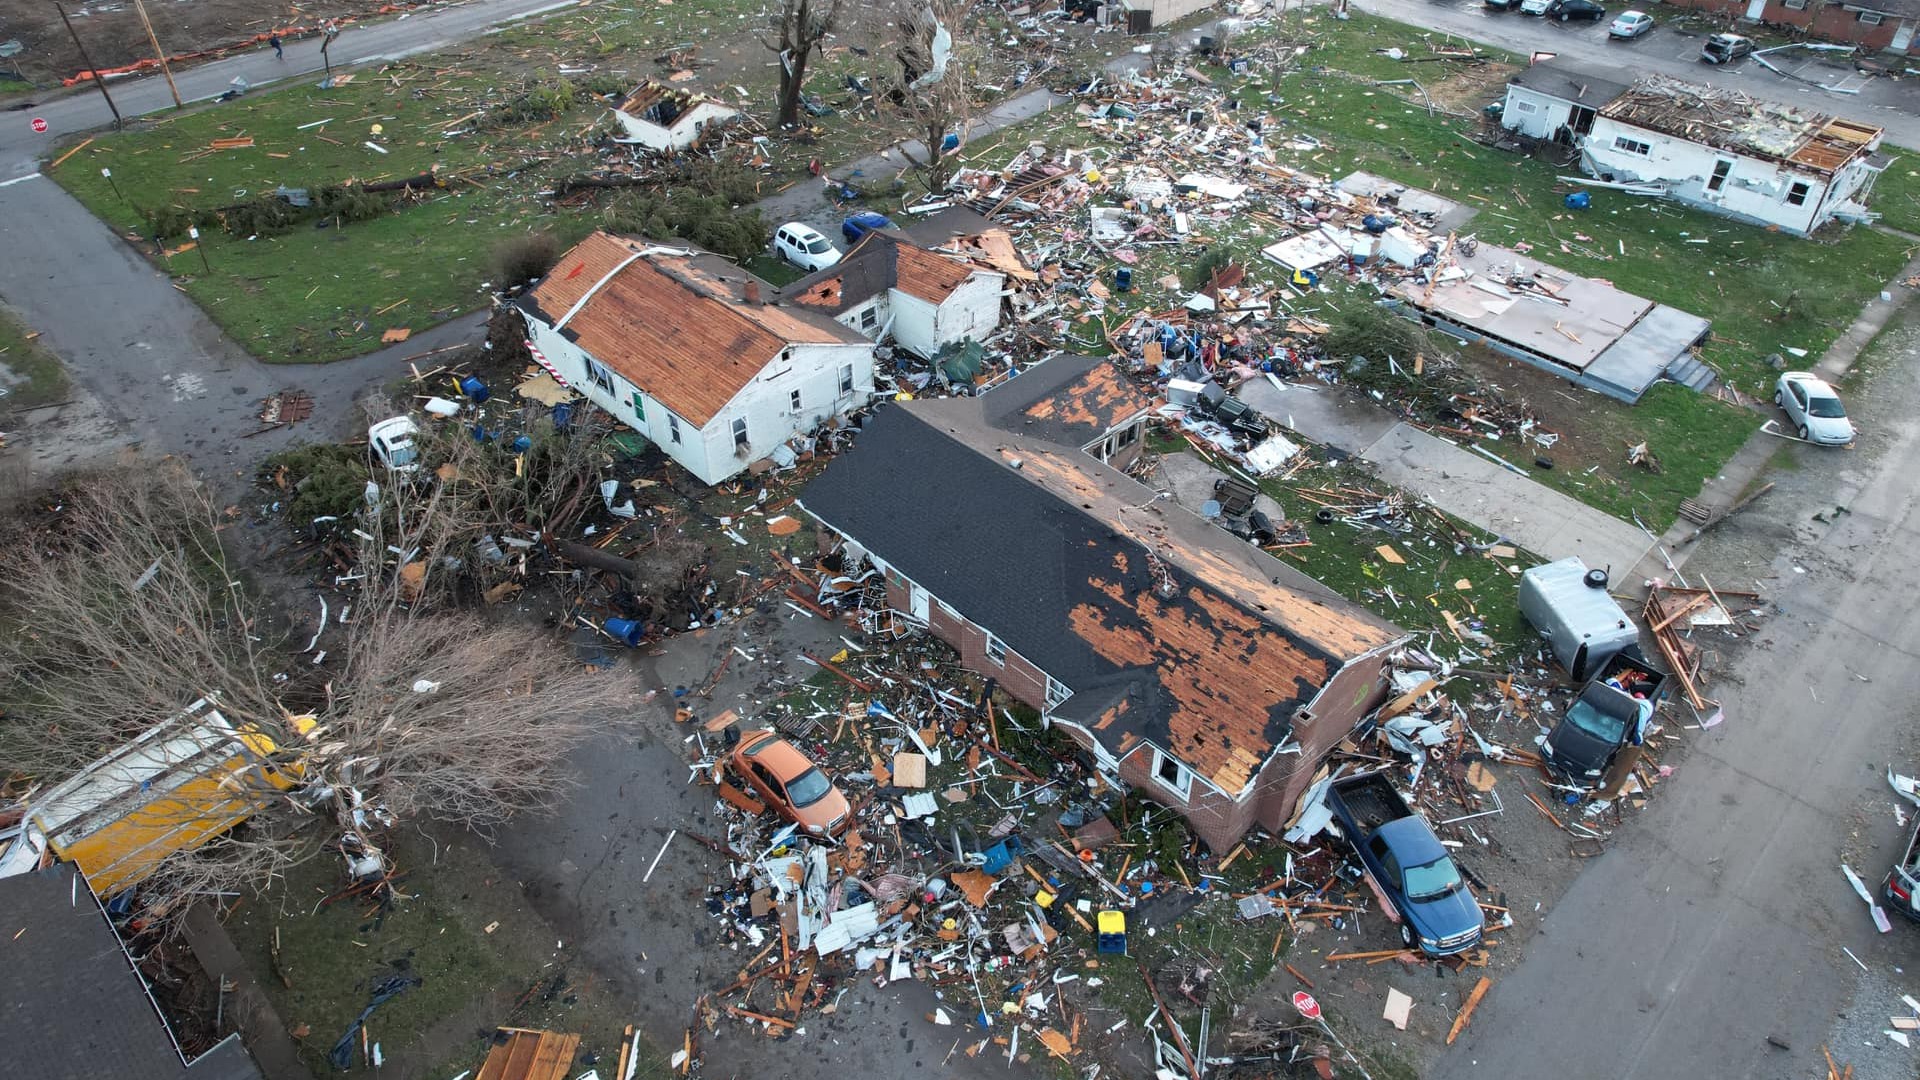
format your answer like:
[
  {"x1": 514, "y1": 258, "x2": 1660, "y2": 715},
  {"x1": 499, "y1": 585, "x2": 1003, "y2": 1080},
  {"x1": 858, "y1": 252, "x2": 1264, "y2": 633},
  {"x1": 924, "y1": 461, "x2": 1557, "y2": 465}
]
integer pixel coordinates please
[{"x1": 518, "y1": 232, "x2": 875, "y2": 484}]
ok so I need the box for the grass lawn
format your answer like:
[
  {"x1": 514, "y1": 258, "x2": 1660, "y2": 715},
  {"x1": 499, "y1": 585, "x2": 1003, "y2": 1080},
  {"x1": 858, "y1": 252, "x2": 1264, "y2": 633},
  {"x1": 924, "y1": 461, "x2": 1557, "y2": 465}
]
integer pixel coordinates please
[
  {"x1": 42, "y1": 0, "x2": 1115, "y2": 365},
  {"x1": 225, "y1": 829, "x2": 669, "y2": 1077},
  {"x1": 0, "y1": 305, "x2": 70, "y2": 411},
  {"x1": 1870, "y1": 145, "x2": 1920, "y2": 237}
]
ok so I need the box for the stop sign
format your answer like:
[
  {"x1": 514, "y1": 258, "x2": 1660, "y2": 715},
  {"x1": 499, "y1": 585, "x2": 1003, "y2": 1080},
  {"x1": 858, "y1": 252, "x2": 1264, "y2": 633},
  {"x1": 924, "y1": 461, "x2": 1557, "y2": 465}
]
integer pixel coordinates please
[
  {"x1": 1294, "y1": 991, "x2": 1322, "y2": 1020},
  {"x1": 30, "y1": 117, "x2": 48, "y2": 134}
]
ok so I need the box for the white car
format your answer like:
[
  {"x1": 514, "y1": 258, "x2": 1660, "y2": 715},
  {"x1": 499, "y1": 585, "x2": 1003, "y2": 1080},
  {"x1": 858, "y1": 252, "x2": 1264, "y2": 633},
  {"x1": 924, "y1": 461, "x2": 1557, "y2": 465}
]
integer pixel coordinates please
[
  {"x1": 1609, "y1": 10, "x2": 1654, "y2": 37},
  {"x1": 1774, "y1": 371, "x2": 1854, "y2": 445},
  {"x1": 1519, "y1": 0, "x2": 1554, "y2": 15},
  {"x1": 369, "y1": 416, "x2": 422, "y2": 472},
  {"x1": 773, "y1": 222, "x2": 842, "y2": 272}
]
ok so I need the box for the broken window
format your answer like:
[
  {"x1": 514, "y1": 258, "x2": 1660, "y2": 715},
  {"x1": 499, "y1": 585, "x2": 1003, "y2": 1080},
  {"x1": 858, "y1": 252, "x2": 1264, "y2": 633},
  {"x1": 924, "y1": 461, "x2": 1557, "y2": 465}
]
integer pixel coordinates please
[
  {"x1": 839, "y1": 362, "x2": 856, "y2": 395},
  {"x1": 1114, "y1": 424, "x2": 1140, "y2": 450},
  {"x1": 789, "y1": 388, "x2": 804, "y2": 413},
  {"x1": 585, "y1": 358, "x2": 616, "y2": 395},
  {"x1": 1045, "y1": 677, "x2": 1071, "y2": 711},
  {"x1": 1611, "y1": 136, "x2": 1651, "y2": 157},
  {"x1": 984, "y1": 633, "x2": 1007, "y2": 665},
  {"x1": 1787, "y1": 181, "x2": 1812, "y2": 206},
  {"x1": 1154, "y1": 751, "x2": 1192, "y2": 799},
  {"x1": 732, "y1": 417, "x2": 749, "y2": 449}
]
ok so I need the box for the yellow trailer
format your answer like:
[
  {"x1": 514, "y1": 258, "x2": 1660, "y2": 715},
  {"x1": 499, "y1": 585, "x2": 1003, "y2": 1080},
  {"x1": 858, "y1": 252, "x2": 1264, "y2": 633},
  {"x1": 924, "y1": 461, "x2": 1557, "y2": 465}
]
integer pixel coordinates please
[{"x1": 3, "y1": 698, "x2": 306, "y2": 895}]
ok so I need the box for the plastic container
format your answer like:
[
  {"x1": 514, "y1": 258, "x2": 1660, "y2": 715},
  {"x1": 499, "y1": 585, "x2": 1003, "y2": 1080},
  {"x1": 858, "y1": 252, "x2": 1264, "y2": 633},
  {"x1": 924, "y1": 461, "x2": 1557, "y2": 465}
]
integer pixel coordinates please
[
  {"x1": 551, "y1": 402, "x2": 574, "y2": 428},
  {"x1": 603, "y1": 617, "x2": 645, "y2": 647},
  {"x1": 422, "y1": 396, "x2": 461, "y2": 418},
  {"x1": 458, "y1": 374, "x2": 491, "y2": 403}
]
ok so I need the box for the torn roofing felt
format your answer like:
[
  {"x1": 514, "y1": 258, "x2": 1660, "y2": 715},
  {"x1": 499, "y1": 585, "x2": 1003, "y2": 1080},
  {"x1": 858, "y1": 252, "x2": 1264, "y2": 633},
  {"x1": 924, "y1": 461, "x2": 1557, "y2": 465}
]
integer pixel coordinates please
[{"x1": 799, "y1": 393, "x2": 1404, "y2": 793}]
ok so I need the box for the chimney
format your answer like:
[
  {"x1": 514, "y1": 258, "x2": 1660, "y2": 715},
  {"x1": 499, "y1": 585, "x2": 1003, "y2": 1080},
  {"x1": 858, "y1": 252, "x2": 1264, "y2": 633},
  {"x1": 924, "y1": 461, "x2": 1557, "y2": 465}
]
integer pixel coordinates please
[{"x1": 743, "y1": 278, "x2": 761, "y2": 304}]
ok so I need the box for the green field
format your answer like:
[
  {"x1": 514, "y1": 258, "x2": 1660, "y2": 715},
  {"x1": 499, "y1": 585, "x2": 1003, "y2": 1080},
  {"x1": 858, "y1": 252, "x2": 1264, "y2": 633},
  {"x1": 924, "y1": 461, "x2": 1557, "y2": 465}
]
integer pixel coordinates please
[{"x1": 0, "y1": 306, "x2": 69, "y2": 412}]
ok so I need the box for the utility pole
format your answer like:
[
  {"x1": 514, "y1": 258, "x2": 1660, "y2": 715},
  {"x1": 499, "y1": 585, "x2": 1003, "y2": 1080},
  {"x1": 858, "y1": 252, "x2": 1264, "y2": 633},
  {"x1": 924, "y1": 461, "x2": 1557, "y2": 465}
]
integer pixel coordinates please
[
  {"x1": 320, "y1": 22, "x2": 340, "y2": 86},
  {"x1": 129, "y1": 0, "x2": 183, "y2": 110},
  {"x1": 54, "y1": 2, "x2": 121, "y2": 128}
]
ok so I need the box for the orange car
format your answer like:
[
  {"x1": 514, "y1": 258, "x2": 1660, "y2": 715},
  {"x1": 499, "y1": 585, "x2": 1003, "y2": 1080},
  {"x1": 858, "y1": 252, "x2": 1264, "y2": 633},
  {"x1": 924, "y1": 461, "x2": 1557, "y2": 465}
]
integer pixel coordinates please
[{"x1": 728, "y1": 730, "x2": 852, "y2": 837}]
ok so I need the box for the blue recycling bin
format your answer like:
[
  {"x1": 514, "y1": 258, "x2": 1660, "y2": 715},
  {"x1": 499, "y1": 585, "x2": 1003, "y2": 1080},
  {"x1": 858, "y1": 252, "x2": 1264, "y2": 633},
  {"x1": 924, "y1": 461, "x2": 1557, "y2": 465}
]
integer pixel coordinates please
[
  {"x1": 1114, "y1": 267, "x2": 1134, "y2": 293},
  {"x1": 1565, "y1": 191, "x2": 1592, "y2": 211}
]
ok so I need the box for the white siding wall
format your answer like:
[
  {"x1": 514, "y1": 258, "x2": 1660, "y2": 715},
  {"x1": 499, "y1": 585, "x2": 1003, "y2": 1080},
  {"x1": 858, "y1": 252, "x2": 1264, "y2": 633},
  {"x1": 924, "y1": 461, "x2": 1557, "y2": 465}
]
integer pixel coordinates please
[
  {"x1": 1583, "y1": 118, "x2": 1834, "y2": 234},
  {"x1": 834, "y1": 295, "x2": 892, "y2": 340},
  {"x1": 522, "y1": 314, "x2": 717, "y2": 481},
  {"x1": 1500, "y1": 85, "x2": 1575, "y2": 141},
  {"x1": 610, "y1": 100, "x2": 739, "y2": 151},
  {"x1": 697, "y1": 341, "x2": 876, "y2": 484},
  {"x1": 889, "y1": 272, "x2": 1004, "y2": 358}
]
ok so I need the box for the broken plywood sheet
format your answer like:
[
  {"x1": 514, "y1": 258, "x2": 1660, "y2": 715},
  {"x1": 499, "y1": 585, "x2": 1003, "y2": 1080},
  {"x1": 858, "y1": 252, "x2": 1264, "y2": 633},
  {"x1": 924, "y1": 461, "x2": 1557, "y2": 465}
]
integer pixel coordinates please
[
  {"x1": 516, "y1": 370, "x2": 574, "y2": 406},
  {"x1": 892, "y1": 752, "x2": 928, "y2": 788}
]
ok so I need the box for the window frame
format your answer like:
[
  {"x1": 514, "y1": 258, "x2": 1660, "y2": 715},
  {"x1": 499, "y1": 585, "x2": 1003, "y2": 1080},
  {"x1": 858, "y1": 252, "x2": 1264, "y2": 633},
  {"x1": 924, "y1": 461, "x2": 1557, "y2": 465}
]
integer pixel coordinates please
[
  {"x1": 1707, "y1": 159, "x2": 1734, "y2": 193},
  {"x1": 584, "y1": 357, "x2": 616, "y2": 395},
  {"x1": 838, "y1": 362, "x2": 856, "y2": 395},
  {"x1": 789, "y1": 388, "x2": 804, "y2": 414},
  {"x1": 1045, "y1": 676, "x2": 1071, "y2": 711},
  {"x1": 1782, "y1": 0, "x2": 1807, "y2": 9},
  {"x1": 1612, "y1": 135, "x2": 1652, "y2": 157},
  {"x1": 1513, "y1": 99, "x2": 1537, "y2": 114},
  {"x1": 630, "y1": 391, "x2": 646, "y2": 421},
  {"x1": 1786, "y1": 180, "x2": 1812, "y2": 206},
  {"x1": 984, "y1": 633, "x2": 1007, "y2": 666},
  {"x1": 731, "y1": 417, "x2": 749, "y2": 449},
  {"x1": 859, "y1": 307, "x2": 879, "y2": 330},
  {"x1": 1153, "y1": 750, "x2": 1193, "y2": 800},
  {"x1": 667, "y1": 414, "x2": 682, "y2": 444},
  {"x1": 1858, "y1": 9, "x2": 1885, "y2": 24}
]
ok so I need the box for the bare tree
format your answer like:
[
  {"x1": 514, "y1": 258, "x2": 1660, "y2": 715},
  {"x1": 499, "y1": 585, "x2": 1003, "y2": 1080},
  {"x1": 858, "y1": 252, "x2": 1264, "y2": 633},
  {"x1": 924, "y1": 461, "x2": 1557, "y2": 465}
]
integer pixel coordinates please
[
  {"x1": 866, "y1": 0, "x2": 977, "y2": 193},
  {"x1": 765, "y1": 0, "x2": 848, "y2": 130},
  {"x1": 0, "y1": 458, "x2": 640, "y2": 935}
]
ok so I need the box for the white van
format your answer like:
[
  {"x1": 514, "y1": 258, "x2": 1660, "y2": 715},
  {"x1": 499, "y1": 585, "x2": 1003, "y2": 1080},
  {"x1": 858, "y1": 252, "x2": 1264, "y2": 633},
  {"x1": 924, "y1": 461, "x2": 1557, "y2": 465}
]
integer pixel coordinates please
[{"x1": 774, "y1": 222, "x2": 841, "y2": 271}]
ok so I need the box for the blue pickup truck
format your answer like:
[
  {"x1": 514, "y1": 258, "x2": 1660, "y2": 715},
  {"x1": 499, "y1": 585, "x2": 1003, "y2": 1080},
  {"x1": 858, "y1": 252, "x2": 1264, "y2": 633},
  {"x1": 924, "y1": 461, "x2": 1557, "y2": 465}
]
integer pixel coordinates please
[{"x1": 1327, "y1": 772, "x2": 1485, "y2": 956}]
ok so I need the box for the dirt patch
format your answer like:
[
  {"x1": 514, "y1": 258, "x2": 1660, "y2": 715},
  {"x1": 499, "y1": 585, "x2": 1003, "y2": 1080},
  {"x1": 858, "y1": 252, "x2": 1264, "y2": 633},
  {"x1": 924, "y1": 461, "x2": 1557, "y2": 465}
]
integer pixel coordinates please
[
  {"x1": 1424, "y1": 61, "x2": 1518, "y2": 116},
  {"x1": 2, "y1": 0, "x2": 411, "y2": 89}
]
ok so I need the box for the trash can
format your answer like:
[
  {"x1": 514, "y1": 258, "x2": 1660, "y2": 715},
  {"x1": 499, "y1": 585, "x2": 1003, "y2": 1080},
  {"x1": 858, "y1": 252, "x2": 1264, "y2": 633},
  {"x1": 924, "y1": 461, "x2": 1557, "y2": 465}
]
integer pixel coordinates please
[
  {"x1": 458, "y1": 374, "x2": 491, "y2": 402},
  {"x1": 1564, "y1": 191, "x2": 1592, "y2": 211},
  {"x1": 603, "y1": 617, "x2": 645, "y2": 647},
  {"x1": 1097, "y1": 910, "x2": 1127, "y2": 954},
  {"x1": 980, "y1": 836, "x2": 1024, "y2": 876},
  {"x1": 1114, "y1": 267, "x2": 1133, "y2": 293}
]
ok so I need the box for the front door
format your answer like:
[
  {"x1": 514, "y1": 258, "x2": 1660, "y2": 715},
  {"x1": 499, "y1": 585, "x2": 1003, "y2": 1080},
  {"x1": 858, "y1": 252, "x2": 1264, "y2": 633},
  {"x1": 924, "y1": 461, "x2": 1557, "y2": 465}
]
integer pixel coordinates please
[
  {"x1": 1744, "y1": 0, "x2": 1766, "y2": 19},
  {"x1": 908, "y1": 583, "x2": 930, "y2": 623}
]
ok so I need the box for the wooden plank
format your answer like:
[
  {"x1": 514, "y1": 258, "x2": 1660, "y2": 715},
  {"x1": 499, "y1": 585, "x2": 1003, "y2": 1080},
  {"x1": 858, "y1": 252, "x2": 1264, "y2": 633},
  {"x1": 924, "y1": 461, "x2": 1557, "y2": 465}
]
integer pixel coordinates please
[
  {"x1": 1447, "y1": 977, "x2": 1492, "y2": 1045},
  {"x1": 1378, "y1": 678, "x2": 1440, "y2": 721},
  {"x1": 1649, "y1": 592, "x2": 1711, "y2": 632}
]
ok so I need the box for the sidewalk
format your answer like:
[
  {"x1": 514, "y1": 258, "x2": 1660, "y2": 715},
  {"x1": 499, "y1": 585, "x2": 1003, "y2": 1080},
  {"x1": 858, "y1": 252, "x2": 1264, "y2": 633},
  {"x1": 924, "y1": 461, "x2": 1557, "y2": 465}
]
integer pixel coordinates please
[{"x1": 1239, "y1": 378, "x2": 1658, "y2": 573}]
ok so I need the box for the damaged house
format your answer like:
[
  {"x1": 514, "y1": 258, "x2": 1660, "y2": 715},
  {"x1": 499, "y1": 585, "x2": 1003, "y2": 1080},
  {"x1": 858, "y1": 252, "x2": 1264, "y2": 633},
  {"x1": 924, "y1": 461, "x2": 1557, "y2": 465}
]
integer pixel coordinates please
[
  {"x1": 1503, "y1": 63, "x2": 1886, "y2": 235},
  {"x1": 798, "y1": 355, "x2": 1409, "y2": 851},
  {"x1": 520, "y1": 232, "x2": 877, "y2": 485},
  {"x1": 780, "y1": 224, "x2": 1007, "y2": 361},
  {"x1": 608, "y1": 80, "x2": 740, "y2": 152}
]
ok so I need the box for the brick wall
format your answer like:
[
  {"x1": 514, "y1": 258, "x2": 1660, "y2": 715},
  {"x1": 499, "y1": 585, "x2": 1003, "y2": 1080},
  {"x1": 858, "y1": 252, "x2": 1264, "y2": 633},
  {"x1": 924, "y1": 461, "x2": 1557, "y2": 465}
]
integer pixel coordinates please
[
  {"x1": 1251, "y1": 649, "x2": 1393, "y2": 836},
  {"x1": 1657, "y1": 0, "x2": 1913, "y2": 52},
  {"x1": 887, "y1": 573, "x2": 1049, "y2": 707},
  {"x1": 885, "y1": 570, "x2": 1396, "y2": 852}
]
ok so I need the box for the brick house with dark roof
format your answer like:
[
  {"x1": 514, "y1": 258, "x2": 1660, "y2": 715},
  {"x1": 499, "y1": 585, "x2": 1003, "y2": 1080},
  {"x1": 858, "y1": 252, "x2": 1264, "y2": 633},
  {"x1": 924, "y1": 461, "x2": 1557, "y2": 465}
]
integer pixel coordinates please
[
  {"x1": 518, "y1": 232, "x2": 877, "y2": 485},
  {"x1": 798, "y1": 356, "x2": 1408, "y2": 850},
  {"x1": 0, "y1": 863, "x2": 264, "y2": 1080}
]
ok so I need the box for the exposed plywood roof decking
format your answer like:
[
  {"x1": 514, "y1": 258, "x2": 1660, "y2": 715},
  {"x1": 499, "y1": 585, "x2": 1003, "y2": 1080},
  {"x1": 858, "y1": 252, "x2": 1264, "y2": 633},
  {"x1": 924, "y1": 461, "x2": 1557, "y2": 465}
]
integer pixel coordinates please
[
  {"x1": 1598, "y1": 78, "x2": 1883, "y2": 177},
  {"x1": 475, "y1": 1029, "x2": 581, "y2": 1080},
  {"x1": 524, "y1": 232, "x2": 868, "y2": 426}
]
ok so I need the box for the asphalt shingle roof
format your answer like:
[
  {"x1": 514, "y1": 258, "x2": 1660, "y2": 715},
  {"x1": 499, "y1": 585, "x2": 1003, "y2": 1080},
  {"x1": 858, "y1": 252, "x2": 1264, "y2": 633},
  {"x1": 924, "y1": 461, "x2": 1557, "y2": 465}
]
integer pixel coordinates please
[
  {"x1": 799, "y1": 393, "x2": 1403, "y2": 790},
  {"x1": 0, "y1": 863, "x2": 262, "y2": 1080}
]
